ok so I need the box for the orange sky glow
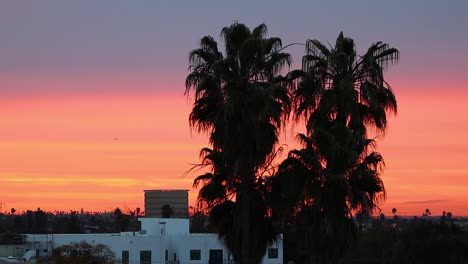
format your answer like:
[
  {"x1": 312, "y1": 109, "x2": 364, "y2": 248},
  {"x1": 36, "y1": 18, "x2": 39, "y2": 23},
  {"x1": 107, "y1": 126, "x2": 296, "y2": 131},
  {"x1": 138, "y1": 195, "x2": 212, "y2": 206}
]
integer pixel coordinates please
[
  {"x1": 2, "y1": 1, "x2": 468, "y2": 218},
  {"x1": 1, "y1": 80, "x2": 468, "y2": 216}
]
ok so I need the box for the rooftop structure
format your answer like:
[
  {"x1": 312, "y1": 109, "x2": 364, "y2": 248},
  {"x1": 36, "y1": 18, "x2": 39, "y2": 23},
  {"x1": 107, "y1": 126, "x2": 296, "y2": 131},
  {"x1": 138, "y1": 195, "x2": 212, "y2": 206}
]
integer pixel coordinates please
[{"x1": 144, "y1": 189, "x2": 189, "y2": 218}]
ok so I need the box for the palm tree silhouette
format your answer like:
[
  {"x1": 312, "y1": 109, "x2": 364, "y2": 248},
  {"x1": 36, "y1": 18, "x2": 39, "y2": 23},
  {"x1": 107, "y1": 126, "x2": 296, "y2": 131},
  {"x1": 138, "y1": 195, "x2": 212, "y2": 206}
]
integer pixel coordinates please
[
  {"x1": 392, "y1": 207, "x2": 398, "y2": 221},
  {"x1": 186, "y1": 22, "x2": 291, "y2": 264},
  {"x1": 424, "y1": 208, "x2": 431, "y2": 217},
  {"x1": 275, "y1": 32, "x2": 398, "y2": 262},
  {"x1": 446, "y1": 211, "x2": 453, "y2": 225},
  {"x1": 135, "y1": 207, "x2": 141, "y2": 217},
  {"x1": 447, "y1": 211, "x2": 453, "y2": 219}
]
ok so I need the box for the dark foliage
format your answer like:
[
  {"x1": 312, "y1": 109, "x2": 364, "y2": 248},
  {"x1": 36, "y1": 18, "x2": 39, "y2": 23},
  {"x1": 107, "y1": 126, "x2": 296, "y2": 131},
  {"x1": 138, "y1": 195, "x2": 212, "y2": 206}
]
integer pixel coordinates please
[
  {"x1": 49, "y1": 241, "x2": 115, "y2": 264},
  {"x1": 272, "y1": 32, "x2": 398, "y2": 263},
  {"x1": 343, "y1": 218, "x2": 468, "y2": 264},
  {"x1": 186, "y1": 22, "x2": 292, "y2": 264}
]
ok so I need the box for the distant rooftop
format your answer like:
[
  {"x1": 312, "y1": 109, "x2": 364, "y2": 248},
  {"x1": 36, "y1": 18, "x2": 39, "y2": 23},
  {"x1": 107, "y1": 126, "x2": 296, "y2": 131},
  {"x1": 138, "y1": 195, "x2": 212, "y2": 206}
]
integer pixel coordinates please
[
  {"x1": 144, "y1": 189, "x2": 189, "y2": 218},
  {"x1": 144, "y1": 189, "x2": 189, "y2": 192}
]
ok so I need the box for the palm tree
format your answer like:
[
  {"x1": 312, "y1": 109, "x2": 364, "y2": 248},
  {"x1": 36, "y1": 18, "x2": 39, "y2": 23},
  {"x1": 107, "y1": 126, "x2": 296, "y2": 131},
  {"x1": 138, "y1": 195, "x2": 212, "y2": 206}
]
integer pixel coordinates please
[
  {"x1": 446, "y1": 211, "x2": 453, "y2": 225},
  {"x1": 186, "y1": 22, "x2": 291, "y2": 264},
  {"x1": 274, "y1": 32, "x2": 398, "y2": 262},
  {"x1": 113, "y1": 207, "x2": 123, "y2": 232},
  {"x1": 135, "y1": 207, "x2": 141, "y2": 217},
  {"x1": 424, "y1": 208, "x2": 431, "y2": 217},
  {"x1": 392, "y1": 207, "x2": 398, "y2": 221},
  {"x1": 447, "y1": 211, "x2": 453, "y2": 219}
]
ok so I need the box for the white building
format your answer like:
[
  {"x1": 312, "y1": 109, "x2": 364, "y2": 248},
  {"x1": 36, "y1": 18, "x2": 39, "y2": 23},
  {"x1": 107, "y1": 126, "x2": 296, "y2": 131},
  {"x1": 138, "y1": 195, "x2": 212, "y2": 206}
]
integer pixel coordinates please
[{"x1": 24, "y1": 218, "x2": 283, "y2": 264}]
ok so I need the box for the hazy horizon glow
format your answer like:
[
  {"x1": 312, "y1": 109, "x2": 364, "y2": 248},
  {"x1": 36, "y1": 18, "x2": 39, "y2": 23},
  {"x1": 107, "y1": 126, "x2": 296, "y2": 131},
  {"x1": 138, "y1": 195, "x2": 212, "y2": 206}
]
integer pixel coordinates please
[
  {"x1": 1, "y1": 1, "x2": 468, "y2": 216},
  {"x1": 2, "y1": 88, "x2": 468, "y2": 216}
]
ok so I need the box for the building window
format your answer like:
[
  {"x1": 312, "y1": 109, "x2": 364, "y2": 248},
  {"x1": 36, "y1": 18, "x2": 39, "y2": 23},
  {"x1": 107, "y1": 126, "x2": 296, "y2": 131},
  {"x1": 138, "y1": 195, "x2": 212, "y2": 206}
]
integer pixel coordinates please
[
  {"x1": 190, "y1": 249, "x2": 201, "y2": 260},
  {"x1": 165, "y1": 250, "x2": 168, "y2": 261},
  {"x1": 268, "y1": 248, "x2": 278, "y2": 259},
  {"x1": 209, "y1": 249, "x2": 223, "y2": 264},
  {"x1": 122, "y1": 250, "x2": 129, "y2": 264},
  {"x1": 140, "y1": 250, "x2": 151, "y2": 264}
]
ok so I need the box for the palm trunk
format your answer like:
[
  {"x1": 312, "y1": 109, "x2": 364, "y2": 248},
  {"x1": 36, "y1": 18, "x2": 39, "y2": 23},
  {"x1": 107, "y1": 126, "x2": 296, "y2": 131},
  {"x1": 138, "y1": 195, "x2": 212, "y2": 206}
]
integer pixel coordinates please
[
  {"x1": 232, "y1": 159, "x2": 251, "y2": 264},
  {"x1": 322, "y1": 171, "x2": 348, "y2": 263},
  {"x1": 240, "y1": 178, "x2": 250, "y2": 264}
]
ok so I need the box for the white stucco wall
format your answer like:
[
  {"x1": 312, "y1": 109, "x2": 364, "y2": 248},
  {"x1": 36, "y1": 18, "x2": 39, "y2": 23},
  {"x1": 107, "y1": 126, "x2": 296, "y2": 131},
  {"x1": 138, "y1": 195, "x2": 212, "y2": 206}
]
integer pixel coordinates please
[
  {"x1": 26, "y1": 233, "x2": 163, "y2": 263},
  {"x1": 25, "y1": 218, "x2": 283, "y2": 264},
  {"x1": 139, "y1": 218, "x2": 189, "y2": 236}
]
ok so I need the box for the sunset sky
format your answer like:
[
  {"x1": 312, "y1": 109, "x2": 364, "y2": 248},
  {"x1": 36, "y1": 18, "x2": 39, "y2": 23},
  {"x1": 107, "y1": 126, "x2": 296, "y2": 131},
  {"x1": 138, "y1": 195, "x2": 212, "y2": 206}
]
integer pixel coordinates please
[{"x1": 1, "y1": 1, "x2": 468, "y2": 216}]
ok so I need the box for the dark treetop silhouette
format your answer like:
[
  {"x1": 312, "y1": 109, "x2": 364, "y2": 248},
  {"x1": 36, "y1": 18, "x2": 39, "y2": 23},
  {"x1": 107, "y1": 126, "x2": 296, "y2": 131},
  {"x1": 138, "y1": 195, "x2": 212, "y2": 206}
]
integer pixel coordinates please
[
  {"x1": 271, "y1": 32, "x2": 398, "y2": 263},
  {"x1": 185, "y1": 22, "x2": 291, "y2": 264}
]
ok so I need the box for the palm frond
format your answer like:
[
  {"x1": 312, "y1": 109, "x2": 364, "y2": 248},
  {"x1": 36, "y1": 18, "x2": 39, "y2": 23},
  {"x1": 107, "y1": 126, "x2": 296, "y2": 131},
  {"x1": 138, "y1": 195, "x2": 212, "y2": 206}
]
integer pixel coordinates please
[
  {"x1": 305, "y1": 39, "x2": 331, "y2": 58},
  {"x1": 193, "y1": 172, "x2": 215, "y2": 188},
  {"x1": 252, "y1": 23, "x2": 267, "y2": 38}
]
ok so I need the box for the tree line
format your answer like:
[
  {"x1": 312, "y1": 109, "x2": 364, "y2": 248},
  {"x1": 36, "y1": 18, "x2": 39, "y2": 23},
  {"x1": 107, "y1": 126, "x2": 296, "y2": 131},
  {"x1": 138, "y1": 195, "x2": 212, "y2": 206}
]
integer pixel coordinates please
[
  {"x1": 344, "y1": 215, "x2": 468, "y2": 264},
  {"x1": 2, "y1": 206, "x2": 467, "y2": 263},
  {"x1": 0, "y1": 207, "x2": 141, "y2": 243}
]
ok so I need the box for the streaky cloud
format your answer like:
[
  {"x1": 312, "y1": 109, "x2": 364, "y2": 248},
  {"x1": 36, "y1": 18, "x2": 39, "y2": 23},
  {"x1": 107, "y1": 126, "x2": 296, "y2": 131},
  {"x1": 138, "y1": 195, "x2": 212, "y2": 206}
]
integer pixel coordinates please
[{"x1": 403, "y1": 200, "x2": 448, "y2": 204}]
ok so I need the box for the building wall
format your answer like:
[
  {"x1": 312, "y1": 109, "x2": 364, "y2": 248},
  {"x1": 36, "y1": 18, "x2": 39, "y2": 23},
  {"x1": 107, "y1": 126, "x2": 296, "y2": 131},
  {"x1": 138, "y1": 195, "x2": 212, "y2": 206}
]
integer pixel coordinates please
[
  {"x1": 0, "y1": 244, "x2": 27, "y2": 258},
  {"x1": 26, "y1": 233, "x2": 163, "y2": 264},
  {"x1": 140, "y1": 218, "x2": 189, "y2": 236},
  {"x1": 167, "y1": 234, "x2": 282, "y2": 264},
  {"x1": 25, "y1": 218, "x2": 283, "y2": 264},
  {"x1": 144, "y1": 190, "x2": 189, "y2": 218},
  {"x1": 167, "y1": 234, "x2": 228, "y2": 264}
]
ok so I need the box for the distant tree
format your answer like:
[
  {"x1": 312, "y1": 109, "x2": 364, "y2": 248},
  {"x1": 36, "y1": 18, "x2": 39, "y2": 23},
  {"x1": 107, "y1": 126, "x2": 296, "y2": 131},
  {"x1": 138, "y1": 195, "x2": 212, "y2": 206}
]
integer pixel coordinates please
[
  {"x1": 392, "y1": 208, "x2": 398, "y2": 221},
  {"x1": 380, "y1": 213, "x2": 386, "y2": 221},
  {"x1": 161, "y1": 204, "x2": 175, "y2": 218},
  {"x1": 189, "y1": 210, "x2": 211, "y2": 233},
  {"x1": 441, "y1": 211, "x2": 447, "y2": 224},
  {"x1": 447, "y1": 212, "x2": 453, "y2": 219},
  {"x1": 113, "y1": 208, "x2": 123, "y2": 232},
  {"x1": 447, "y1": 212, "x2": 454, "y2": 225},
  {"x1": 390, "y1": 220, "x2": 468, "y2": 264},
  {"x1": 10, "y1": 208, "x2": 16, "y2": 215},
  {"x1": 113, "y1": 208, "x2": 122, "y2": 217},
  {"x1": 345, "y1": 223, "x2": 400, "y2": 262},
  {"x1": 67, "y1": 211, "x2": 84, "y2": 233},
  {"x1": 136, "y1": 207, "x2": 141, "y2": 217},
  {"x1": 423, "y1": 208, "x2": 431, "y2": 217},
  {"x1": 51, "y1": 241, "x2": 115, "y2": 264},
  {"x1": 33, "y1": 208, "x2": 48, "y2": 233},
  {"x1": 13, "y1": 214, "x2": 23, "y2": 233},
  {"x1": 26, "y1": 210, "x2": 33, "y2": 233}
]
